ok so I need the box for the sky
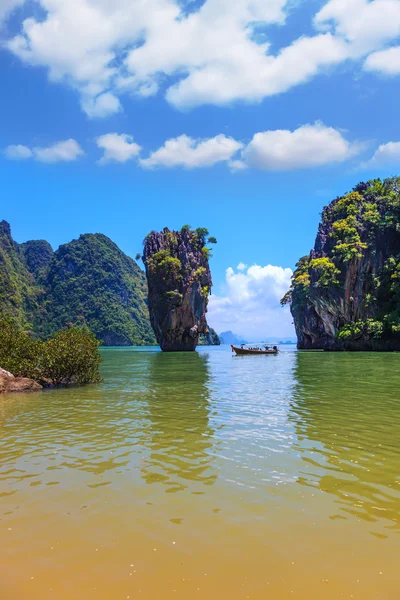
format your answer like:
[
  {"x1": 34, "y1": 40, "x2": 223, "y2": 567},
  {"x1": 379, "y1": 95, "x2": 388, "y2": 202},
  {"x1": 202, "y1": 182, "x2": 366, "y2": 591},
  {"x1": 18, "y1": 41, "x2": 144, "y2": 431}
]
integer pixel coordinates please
[{"x1": 1, "y1": 0, "x2": 400, "y2": 340}]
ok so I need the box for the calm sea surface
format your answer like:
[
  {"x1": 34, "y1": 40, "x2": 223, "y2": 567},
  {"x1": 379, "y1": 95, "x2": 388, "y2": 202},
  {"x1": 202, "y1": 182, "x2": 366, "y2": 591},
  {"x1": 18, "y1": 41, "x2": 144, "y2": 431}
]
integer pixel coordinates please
[{"x1": 1, "y1": 346, "x2": 400, "y2": 599}]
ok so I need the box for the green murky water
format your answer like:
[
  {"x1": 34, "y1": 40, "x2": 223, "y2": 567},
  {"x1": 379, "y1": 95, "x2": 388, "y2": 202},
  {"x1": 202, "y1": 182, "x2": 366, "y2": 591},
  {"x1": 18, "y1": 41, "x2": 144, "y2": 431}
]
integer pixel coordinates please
[{"x1": 1, "y1": 346, "x2": 400, "y2": 599}]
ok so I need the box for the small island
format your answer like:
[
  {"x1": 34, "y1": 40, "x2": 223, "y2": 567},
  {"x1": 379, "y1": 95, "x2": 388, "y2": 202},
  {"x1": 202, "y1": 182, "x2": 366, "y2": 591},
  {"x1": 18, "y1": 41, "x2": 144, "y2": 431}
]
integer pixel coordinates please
[
  {"x1": 143, "y1": 226, "x2": 216, "y2": 351},
  {"x1": 282, "y1": 177, "x2": 400, "y2": 351}
]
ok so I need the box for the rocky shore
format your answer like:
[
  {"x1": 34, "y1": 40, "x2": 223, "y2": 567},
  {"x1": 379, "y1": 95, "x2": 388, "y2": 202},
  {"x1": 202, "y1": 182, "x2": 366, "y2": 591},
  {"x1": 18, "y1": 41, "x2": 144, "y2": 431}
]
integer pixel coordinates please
[{"x1": 0, "y1": 367, "x2": 42, "y2": 394}]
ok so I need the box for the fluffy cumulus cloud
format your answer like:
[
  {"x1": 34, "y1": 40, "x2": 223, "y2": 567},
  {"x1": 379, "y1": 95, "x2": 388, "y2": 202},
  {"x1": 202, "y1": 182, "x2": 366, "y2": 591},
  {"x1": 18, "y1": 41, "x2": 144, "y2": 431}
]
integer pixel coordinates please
[
  {"x1": 140, "y1": 134, "x2": 243, "y2": 169},
  {"x1": 4, "y1": 123, "x2": 366, "y2": 169},
  {"x1": 361, "y1": 141, "x2": 400, "y2": 168},
  {"x1": 4, "y1": 139, "x2": 84, "y2": 163},
  {"x1": 96, "y1": 133, "x2": 141, "y2": 164},
  {"x1": 236, "y1": 122, "x2": 361, "y2": 171},
  {"x1": 208, "y1": 264, "x2": 294, "y2": 339},
  {"x1": 3, "y1": 0, "x2": 400, "y2": 116},
  {"x1": 364, "y1": 46, "x2": 400, "y2": 75}
]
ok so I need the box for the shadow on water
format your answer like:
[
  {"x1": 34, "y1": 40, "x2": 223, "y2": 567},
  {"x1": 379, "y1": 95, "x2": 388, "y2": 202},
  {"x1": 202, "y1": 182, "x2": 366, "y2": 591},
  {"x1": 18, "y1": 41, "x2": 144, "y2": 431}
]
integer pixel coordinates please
[
  {"x1": 289, "y1": 352, "x2": 400, "y2": 536},
  {"x1": 140, "y1": 351, "x2": 218, "y2": 493}
]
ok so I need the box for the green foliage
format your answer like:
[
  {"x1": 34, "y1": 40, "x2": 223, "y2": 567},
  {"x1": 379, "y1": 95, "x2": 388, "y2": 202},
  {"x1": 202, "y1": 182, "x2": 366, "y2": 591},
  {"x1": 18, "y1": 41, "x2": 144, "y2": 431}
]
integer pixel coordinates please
[
  {"x1": 195, "y1": 227, "x2": 209, "y2": 239},
  {"x1": 337, "y1": 319, "x2": 384, "y2": 341},
  {"x1": 330, "y1": 216, "x2": 367, "y2": 262},
  {"x1": 193, "y1": 266, "x2": 207, "y2": 280},
  {"x1": 282, "y1": 256, "x2": 311, "y2": 307},
  {"x1": 201, "y1": 247, "x2": 212, "y2": 259},
  {"x1": 0, "y1": 318, "x2": 41, "y2": 378},
  {"x1": 41, "y1": 328, "x2": 102, "y2": 386},
  {"x1": 164, "y1": 291, "x2": 183, "y2": 305},
  {"x1": 208, "y1": 236, "x2": 217, "y2": 244},
  {"x1": 198, "y1": 327, "x2": 221, "y2": 345},
  {"x1": 135, "y1": 253, "x2": 141, "y2": 261},
  {"x1": 148, "y1": 250, "x2": 182, "y2": 283},
  {"x1": 0, "y1": 319, "x2": 102, "y2": 385},
  {"x1": 0, "y1": 223, "x2": 156, "y2": 346},
  {"x1": 0, "y1": 221, "x2": 42, "y2": 329},
  {"x1": 180, "y1": 224, "x2": 192, "y2": 234},
  {"x1": 309, "y1": 257, "x2": 340, "y2": 287},
  {"x1": 39, "y1": 234, "x2": 155, "y2": 345}
]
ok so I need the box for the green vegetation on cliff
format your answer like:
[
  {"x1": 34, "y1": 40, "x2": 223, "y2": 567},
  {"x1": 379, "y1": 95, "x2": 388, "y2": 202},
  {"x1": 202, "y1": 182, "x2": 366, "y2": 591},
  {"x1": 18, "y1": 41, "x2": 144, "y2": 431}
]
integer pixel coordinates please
[
  {"x1": 198, "y1": 328, "x2": 221, "y2": 345},
  {"x1": 38, "y1": 233, "x2": 155, "y2": 345},
  {"x1": 0, "y1": 222, "x2": 155, "y2": 346},
  {"x1": 283, "y1": 177, "x2": 400, "y2": 349}
]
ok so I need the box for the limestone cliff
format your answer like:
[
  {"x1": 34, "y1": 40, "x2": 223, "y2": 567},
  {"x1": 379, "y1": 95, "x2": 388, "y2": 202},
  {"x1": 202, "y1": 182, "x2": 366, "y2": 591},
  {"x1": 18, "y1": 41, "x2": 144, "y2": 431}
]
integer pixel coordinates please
[
  {"x1": 283, "y1": 178, "x2": 400, "y2": 350},
  {"x1": 143, "y1": 227, "x2": 214, "y2": 351}
]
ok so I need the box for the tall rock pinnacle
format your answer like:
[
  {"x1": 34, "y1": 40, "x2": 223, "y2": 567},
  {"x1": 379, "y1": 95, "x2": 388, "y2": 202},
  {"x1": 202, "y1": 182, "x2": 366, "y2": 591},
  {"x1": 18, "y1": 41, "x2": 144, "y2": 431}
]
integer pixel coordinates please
[{"x1": 143, "y1": 226, "x2": 214, "y2": 351}]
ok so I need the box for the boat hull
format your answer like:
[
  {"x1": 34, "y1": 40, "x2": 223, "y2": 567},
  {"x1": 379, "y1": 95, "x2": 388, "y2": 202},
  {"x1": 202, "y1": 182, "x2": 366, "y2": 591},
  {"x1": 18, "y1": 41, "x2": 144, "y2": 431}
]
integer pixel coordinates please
[{"x1": 231, "y1": 345, "x2": 278, "y2": 355}]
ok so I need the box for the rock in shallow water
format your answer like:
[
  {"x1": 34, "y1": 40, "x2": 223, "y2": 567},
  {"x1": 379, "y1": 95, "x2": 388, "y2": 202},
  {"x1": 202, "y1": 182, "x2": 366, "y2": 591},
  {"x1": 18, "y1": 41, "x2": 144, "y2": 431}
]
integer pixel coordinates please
[
  {"x1": 143, "y1": 228, "x2": 213, "y2": 351},
  {"x1": 0, "y1": 367, "x2": 42, "y2": 394}
]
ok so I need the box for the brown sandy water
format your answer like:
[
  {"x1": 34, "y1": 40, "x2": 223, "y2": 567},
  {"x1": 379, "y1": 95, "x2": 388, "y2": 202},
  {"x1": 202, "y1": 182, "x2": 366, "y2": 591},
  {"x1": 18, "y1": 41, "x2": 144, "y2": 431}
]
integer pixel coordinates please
[{"x1": 1, "y1": 346, "x2": 400, "y2": 599}]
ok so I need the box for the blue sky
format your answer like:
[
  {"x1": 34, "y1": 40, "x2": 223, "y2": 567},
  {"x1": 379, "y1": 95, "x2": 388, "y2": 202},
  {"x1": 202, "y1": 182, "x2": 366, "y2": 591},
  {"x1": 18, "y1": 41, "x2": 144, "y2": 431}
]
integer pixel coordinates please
[{"x1": 1, "y1": 0, "x2": 400, "y2": 339}]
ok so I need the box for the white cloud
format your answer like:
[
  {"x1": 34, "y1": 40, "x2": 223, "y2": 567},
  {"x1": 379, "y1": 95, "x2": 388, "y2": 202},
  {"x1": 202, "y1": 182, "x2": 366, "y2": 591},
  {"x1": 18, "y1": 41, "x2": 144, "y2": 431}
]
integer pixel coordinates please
[
  {"x1": 82, "y1": 92, "x2": 122, "y2": 119},
  {"x1": 237, "y1": 262, "x2": 247, "y2": 271},
  {"x1": 33, "y1": 139, "x2": 84, "y2": 163},
  {"x1": 361, "y1": 141, "x2": 400, "y2": 168},
  {"x1": 4, "y1": 144, "x2": 33, "y2": 159},
  {"x1": 5, "y1": 0, "x2": 400, "y2": 116},
  {"x1": 315, "y1": 0, "x2": 400, "y2": 56},
  {"x1": 208, "y1": 263, "x2": 294, "y2": 339},
  {"x1": 237, "y1": 122, "x2": 361, "y2": 171},
  {"x1": 4, "y1": 139, "x2": 84, "y2": 163},
  {"x1": 140, "y1": 134, "x2": 243, "y2": 169},
  {"x1": 96, "y1": 133, "x2": 141, "y2": 164},
  {"x1": 364, "y1": 46, "x2": 400, "y2": 75}
]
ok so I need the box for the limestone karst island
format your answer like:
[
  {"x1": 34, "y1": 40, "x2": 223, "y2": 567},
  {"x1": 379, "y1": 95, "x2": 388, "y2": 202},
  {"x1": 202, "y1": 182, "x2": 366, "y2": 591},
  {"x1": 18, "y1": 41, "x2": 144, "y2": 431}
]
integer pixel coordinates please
[
  {"x1": 2, "y1": 179, "x2": 400, "y2": 599},
  {"x1": 2, "y1": 0, "x2": 400, "y2": 596}
]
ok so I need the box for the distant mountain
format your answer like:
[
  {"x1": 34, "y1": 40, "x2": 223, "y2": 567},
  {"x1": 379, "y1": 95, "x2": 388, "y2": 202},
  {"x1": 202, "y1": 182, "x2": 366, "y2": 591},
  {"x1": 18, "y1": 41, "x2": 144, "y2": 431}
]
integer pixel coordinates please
[
  {"x1": 37, "y1": 233, "x2": 156, "y2": 345},
  {"x1": 219, "y1": 330, "x2": 247, "y2": 345},
  {"x1": 0, "y1": 220, "x2": 221, "y2": 347},
  {"x1": 0, "y1": 221, "x2": 155, "y2": 345}
]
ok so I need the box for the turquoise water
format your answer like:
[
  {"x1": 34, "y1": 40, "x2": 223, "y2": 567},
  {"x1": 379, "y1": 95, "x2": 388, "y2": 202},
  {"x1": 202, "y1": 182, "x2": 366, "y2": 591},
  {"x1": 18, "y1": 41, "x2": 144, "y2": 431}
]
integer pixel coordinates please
[{"x1": 1, "y1": 345, "x2": 400, "y2": 599}]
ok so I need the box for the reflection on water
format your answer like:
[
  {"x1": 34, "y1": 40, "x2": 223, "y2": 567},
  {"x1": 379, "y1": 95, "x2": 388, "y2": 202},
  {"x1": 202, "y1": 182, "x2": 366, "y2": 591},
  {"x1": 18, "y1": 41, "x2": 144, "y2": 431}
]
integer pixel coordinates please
[
  {"x1": 141, "y1": 352, "x2": 217, "y2": 491},
  {"x1": 1, "y1": 346, "x2": 400, "y2": 600},
  {"x1": 290, "y1": 352, "x2": 400, "y2": 536}
]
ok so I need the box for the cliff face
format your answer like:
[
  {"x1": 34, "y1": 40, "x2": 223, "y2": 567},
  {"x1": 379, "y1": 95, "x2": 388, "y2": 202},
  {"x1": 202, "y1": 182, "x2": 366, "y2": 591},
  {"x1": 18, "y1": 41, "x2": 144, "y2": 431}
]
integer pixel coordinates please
[
  {"x1": 143, "y1": 227, "x2": 213, "y2": 351},
  {"x1": 284, "y1": 178, "x2": 400, "y2": 350}
]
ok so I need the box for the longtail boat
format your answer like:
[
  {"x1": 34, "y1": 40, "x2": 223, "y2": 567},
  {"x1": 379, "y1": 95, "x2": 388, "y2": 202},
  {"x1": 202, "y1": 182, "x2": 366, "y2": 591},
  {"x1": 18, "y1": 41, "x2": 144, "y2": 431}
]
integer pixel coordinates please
[{"x1": 231, "y1": 344, "x2": 278, "y2": 355}]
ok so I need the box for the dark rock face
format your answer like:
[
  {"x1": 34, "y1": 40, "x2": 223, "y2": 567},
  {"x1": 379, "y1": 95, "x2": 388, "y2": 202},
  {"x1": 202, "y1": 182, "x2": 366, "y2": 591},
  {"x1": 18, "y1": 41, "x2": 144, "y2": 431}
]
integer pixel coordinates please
[
  {"x1": 143, "y1": 228, "x2": 213, "y2": 351},
  {"x1": 286, "y1": 178, "x2": 400, "y2": 350}
]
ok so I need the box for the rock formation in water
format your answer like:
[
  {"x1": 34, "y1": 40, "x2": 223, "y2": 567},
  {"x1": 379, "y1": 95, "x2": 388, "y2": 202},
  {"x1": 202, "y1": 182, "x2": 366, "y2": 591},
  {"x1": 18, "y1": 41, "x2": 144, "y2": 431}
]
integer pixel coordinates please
[
  {"x1": 0, "y1": 367, "x2": 42, "y2": 394},
  {"x1": 283, "y1": 177, "x2": 400, "y2": 350},
  {"x1": 143, "y1": 227, "x2": 215, "y2": 351}
]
